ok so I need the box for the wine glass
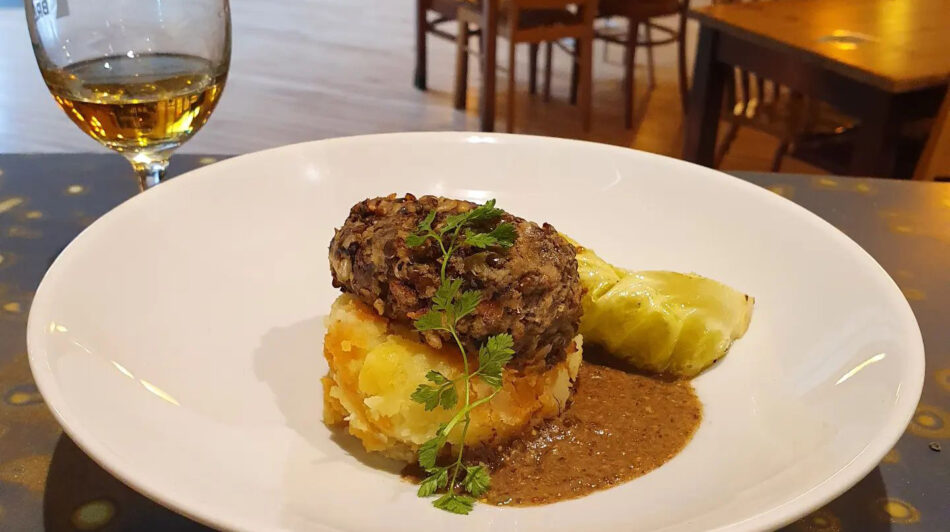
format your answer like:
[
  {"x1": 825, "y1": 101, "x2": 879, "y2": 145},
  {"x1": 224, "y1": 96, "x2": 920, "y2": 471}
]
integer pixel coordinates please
[{"x1": 24, "y1": 0, "x2": 231, "y2": 190}]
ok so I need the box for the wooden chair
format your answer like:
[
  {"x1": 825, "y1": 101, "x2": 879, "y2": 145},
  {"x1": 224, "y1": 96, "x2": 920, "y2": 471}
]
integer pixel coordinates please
[
  {"x1": 580, "y1": 0, "x2": 691, "y2": 128},
  {"x1": 708, "y1": 0, "x2": 857, "y2": 171},
  {"x1": 454, "y1": 0, "x2": 598, "y2": 133},
  {"x1": 913, "y1": 86, "x2": 950, "y2": 181},
  {"x1": 415, "y1": 0, "x2": 469, "y2": 90}
]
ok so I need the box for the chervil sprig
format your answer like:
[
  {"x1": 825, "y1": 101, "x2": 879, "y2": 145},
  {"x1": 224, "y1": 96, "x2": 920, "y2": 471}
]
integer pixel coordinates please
[{"x1": 405, "y1": 199, "x2": 516, "y2": 515}]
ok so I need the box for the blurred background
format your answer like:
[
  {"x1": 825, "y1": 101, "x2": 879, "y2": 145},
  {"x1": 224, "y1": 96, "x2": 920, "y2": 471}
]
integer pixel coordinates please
[
  {"x1": 1, "y1": 0, "x2": 948, "y2": 176},
  {"x1": 0, "y1": 0, "x2": 850, "y2": 174}
]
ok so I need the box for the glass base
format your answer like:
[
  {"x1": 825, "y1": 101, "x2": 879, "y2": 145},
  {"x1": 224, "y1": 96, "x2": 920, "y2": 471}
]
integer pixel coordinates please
[{"x1": 125, "y1": 152, "x2": 171, "y2": 191}]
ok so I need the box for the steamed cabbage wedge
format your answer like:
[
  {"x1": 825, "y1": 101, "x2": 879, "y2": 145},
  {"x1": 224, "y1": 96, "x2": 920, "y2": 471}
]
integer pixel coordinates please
[{"x1": 574, "y1": 244, "x2": 753, "y2": 377}]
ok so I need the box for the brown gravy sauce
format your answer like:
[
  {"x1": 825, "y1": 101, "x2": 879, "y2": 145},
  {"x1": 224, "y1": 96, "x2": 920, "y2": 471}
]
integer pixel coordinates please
[
  {"x1": 483, "y1": 363, "x2": 702, "y2": 505},
  {"x1": 403, "y1": 362, "x2": 702, "y2": 506}
]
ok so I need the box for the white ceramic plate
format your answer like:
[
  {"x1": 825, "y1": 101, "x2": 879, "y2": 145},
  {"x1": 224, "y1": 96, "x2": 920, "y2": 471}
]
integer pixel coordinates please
[{"x1": 28, "y1": 133, "x2": 924, "y2": 532}]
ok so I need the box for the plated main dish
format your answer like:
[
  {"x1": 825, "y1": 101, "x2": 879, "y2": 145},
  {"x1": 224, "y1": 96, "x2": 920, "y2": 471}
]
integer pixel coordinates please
[{"x1": 322, "y1": 194, "x2": 753, "y2": 514}]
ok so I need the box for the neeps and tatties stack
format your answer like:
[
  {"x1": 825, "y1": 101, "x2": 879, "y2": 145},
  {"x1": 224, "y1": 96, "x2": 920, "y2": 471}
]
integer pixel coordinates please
[{"x1": 322, "y1": 195, "x2": 584, "y2": 460}]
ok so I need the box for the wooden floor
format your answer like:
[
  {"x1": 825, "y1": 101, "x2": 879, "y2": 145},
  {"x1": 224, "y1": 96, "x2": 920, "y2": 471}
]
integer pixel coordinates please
[{"x1": 0, "y1": 0, "x2": 823, "y2": 173}]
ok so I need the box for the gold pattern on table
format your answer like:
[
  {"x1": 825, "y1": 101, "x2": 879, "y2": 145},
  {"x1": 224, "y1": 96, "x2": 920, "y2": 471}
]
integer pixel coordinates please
[
  {"x1": 901, "y1": 288, "x2": 926, "y2": 301},
  {"x1": 24, "y1": 210, "x2": 42, "y2": 220},
  {"x1": 908, "y1": 404, "x2": 950, "y2": 439},
  {"x1": 5, "y1": 384, "x2": 43, "y2": 407},
  {"x1": 72, "y1": 499, "x2": 116, "y2": 530},
  {"x1": 6, "y1": 226, "x2": 42, "y2": 239},
  {"x1": 199, "y1": 157, "x2": 217, "y2": 165},
  {"x1": 0, "y1": 285, "x2": 30, "y2": 321},
  {"x1": 767, "y1": 184, "x2": 794, "y2": 198},
  {"x1": 0, "y1": 356, "x2": 55, "y2": 434},
  {"x1": 0, "y1": 197, "x2": 24, "y2": 214},
  {"x1": 853, "y1": 182, "x2": 874, "y2": 195},
  {"x1": 65, "y1": 184, "x2": 86, "y2": 195},
  {"x1": 814, "y1": 177, "x2": 839, "y2": 189},
  {"x1": 0, "y1": 455, "x2": 51, "y2": 493},
  {"x1": 873, "y1": 497, "x2": 921, "y2": 524},
  {"x1": 794, "y1": 508, "x2": 841, "y2": 531},
  {"x1": 881, "y1": 446, "x2": 900, "y2": 464},
  {"x1": 937, "y1": 368, "x2": 950, "y2": 392}
]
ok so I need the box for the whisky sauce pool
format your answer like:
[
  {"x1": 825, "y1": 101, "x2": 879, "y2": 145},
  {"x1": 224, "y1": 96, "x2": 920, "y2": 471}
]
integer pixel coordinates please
[{"x1": 406, "y1": 362, "x2": 702, "y2": 506}]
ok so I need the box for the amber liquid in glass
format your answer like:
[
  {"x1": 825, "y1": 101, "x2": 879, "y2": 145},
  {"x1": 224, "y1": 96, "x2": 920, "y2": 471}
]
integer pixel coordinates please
[{"x1": 43, "y1": 53, "x2": 226, "y2": 155}]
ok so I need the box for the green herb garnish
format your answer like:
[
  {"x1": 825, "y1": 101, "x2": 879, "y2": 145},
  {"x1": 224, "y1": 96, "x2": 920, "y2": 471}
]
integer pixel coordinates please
[{"x1": 406, "y1": 199, "x2": 516, "y2": 515}]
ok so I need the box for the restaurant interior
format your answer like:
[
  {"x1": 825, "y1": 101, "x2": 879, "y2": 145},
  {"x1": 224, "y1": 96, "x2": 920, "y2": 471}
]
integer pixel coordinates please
[
  {"x1": 2, "y1": 0, "x2": 945, "y2": 178},
  {"x1": 0, "y1": 0, "x2": 948, "y2": 531}
]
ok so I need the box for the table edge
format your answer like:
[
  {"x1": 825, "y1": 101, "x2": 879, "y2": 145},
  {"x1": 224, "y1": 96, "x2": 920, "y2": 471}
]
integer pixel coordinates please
[{"x1": 689, "y1": 7, "x2": 950, "y2": 93}]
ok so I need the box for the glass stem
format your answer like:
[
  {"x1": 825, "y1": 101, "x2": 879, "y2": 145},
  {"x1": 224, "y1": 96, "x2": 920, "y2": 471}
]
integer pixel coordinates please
[{"x1": 128, "y1": 155, "x2": 170, "y2": 191}]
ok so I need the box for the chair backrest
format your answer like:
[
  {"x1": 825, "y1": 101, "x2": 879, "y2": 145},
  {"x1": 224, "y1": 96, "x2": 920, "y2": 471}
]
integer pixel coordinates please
[
  {"x1": 511, "y1": 0, "x2": 594, "y2": 8},
  {"x1": 599, "y1": 0, "x2": 685, "y2": 18},
  {"x1": 713, "y1": 0, "x2": 801, "y2": 133},
  {"x1": 500, "y1": 0, "x2": 599, "y2": 40}
]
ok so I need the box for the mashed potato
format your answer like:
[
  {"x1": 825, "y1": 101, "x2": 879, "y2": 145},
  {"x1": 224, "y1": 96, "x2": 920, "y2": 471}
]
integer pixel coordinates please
[{"x1": 322, "y1": 294, "x2": 583, "y2": 462}]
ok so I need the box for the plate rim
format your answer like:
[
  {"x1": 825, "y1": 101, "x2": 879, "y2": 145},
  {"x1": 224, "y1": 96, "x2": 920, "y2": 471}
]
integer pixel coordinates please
[{"x1": 26, "y1": 132, "x2": 926, "y2": 532}]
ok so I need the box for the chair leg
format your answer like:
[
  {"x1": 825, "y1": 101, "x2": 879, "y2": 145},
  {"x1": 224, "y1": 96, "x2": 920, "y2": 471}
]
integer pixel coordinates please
[
  {"x1": 454, "y1": 19, "x2": 469, "y2": 110},
  {"x1": 578, "y1": 36, "x2": 593, "y2": 132},
  {"x1": 543, "y1": 41, "x2": 553, "y2": 102},
  {"x1": 479, "y1": 4, "x2": 498, "y2": 132},
  {"x1": 623, "y1": 20, "x2": 640, "y2": 129},
  {"x1": 645, "y1": 23, "x2": 656, "y2": 90},
  {"x1": 507, "y1": 40, "x2": 517, "y2": 133},
  {"x1": 570, "y1": 38, "x2": 579, "y2": 105},
  {"x1": 414, "y1": 0, "x2": 427, "y2": 90},
  {"x1": 528, "y1": 43, "x2": 539, "y2": 95},
  {"x1": 676, "y1": 11, "x2": 689, "y2": 114},
  {"x1": 714, "y1": 121, "x2": 739, "y2": 168},
  {"x1": 771, "y1": 140, "x2": 789, "y2": 172},
  {"x1": 477, "y1": 30, "x2": 484, "y2": 77}
]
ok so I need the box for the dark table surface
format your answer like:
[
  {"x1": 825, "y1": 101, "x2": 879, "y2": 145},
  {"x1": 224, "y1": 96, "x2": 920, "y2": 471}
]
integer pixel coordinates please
[{"x1": 0, "y1": 154, "x2": 948, "y2": 531}]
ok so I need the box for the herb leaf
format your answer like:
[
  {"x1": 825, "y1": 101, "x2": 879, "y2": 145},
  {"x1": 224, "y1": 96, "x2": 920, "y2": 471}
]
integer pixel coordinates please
[
  {"x1": 418, "y1": 427, "x2": 447, "y2": 471},
  {"x1": 464, "y1": 222, "x2": 517, "y2": 249},
  {"x1": 432, "y1": 279, "x2": 463, "y2": 312},
  {"x1": 453, "y1": 290, "x2": 481, "y2": 322},
  {"x1": 433, "y1": 493, "x2": 476, "y2": 515},
  {"x1": 462, "y1": 465, "x2": 491, "y2": 497},
  {"x1": 477, "y1": 333, "x2": 515, "y2": 389},
  {"x1": 463, "y1": 231, "x2": 495, "y2": 249},
  {"x1": 412, "y1": 372, "x2": 458, "y2": 411},
  {"x1": 406, "y1": 211, "x2": 438, "y2": 248},
  {"x1": 405, "y1": 233, "x2": 426, "y2": 247},
  {"x1": 440, "y1": 212, "x2": 471, "y2": 235},
  {"x1": 414, "y1": 310, "x2": 445, "y2": 331},
  {"x1": 411, "y1": 383, "x2": 441, "y2": 411},
  {"x1": 417, "y1": 210, "x2": 437, "y2": 233},
  {"x1": 439, "y1": 384, "x2": 458, "y2": 410},
  {"x1": 418, "y1": 467, "x2": 449, "y2": 497},
  {"x1": 465, "y1": 199, "x2": 504, "y2": 224},
  {"x1": 426, "y1": 370, "x2": 450, "y2": 385},
  {"x1": 487, "y1": 222, "x2": 517, "y2": 248},
  {"x1": 404, "y1": 199, "x2": 518, "y2": 514}
]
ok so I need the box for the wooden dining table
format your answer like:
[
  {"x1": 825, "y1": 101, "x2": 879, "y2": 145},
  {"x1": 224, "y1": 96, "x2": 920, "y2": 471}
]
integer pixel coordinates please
[{"x1": 683, "y1": 0, "x2": 950, "y2": 178}]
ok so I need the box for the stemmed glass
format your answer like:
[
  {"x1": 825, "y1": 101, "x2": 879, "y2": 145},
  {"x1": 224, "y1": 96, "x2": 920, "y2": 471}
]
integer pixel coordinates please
[{"x1": 24, "y1": 0, "x2": 231, "y2": 190}]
